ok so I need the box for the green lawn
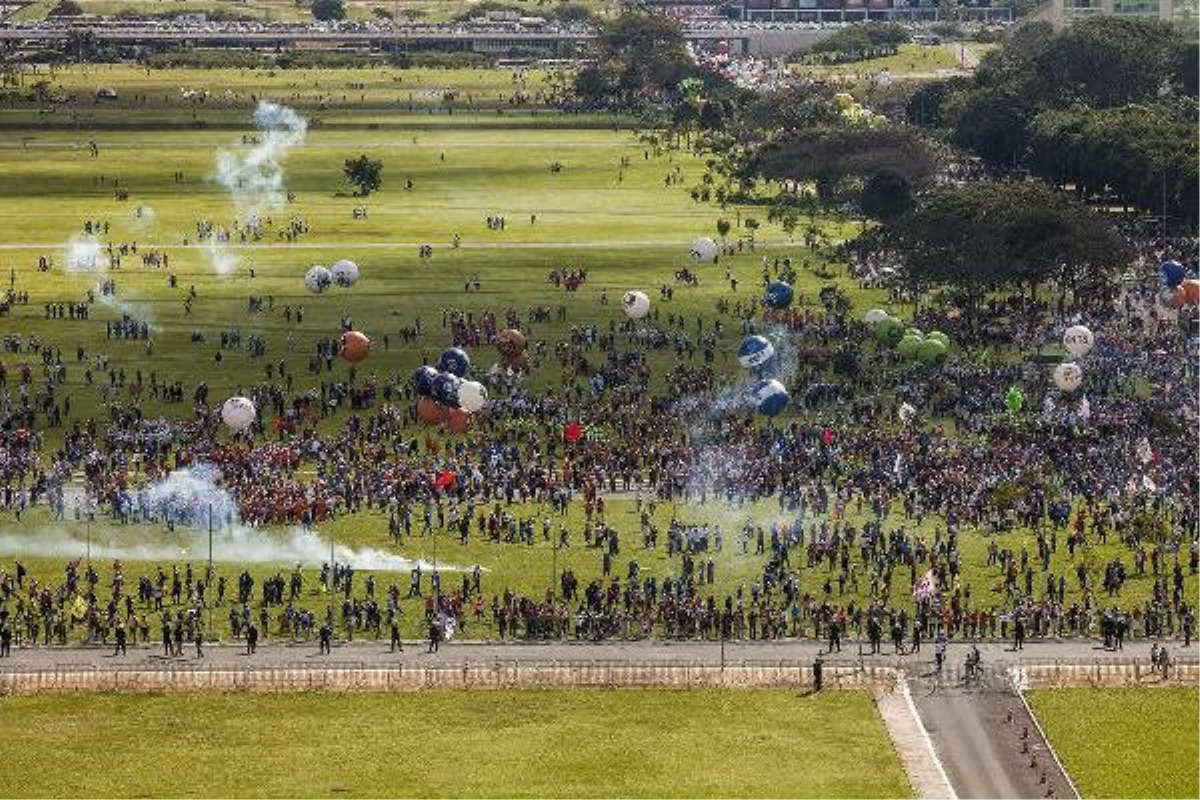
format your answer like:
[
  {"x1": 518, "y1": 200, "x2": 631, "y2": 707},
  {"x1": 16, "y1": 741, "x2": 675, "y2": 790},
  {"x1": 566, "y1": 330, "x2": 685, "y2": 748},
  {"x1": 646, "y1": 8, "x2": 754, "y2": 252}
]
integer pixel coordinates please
[
  {"x1": 1027, "y1": 688, "x2": 1200, "y2": 800},
  {"x1": 0, "y1": 689, "x2": 912, "y2": 798}
]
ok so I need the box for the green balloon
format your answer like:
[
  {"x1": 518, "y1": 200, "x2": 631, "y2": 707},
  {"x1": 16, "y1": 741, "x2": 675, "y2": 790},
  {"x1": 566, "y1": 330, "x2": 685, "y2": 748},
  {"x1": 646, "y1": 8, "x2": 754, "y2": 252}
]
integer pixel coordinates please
[
  {"x1": 898, "y1": 335, "x2": 923, "y2": 358},
  {"x1": 927, "y1": 331, "x2": 950, "y2": 348},
  {"x1": 1005, "y1": 386, "x2": 1025, "y2": 413},
  {"x1": 916, "y1": 338, "x2": 948, "y2": 365},
  {"x1": 872, "y1": 317, "x2": 904, "y2": 345},
  {"x1": 904, "y1": 328, "x2": 924, "y2": 341}
]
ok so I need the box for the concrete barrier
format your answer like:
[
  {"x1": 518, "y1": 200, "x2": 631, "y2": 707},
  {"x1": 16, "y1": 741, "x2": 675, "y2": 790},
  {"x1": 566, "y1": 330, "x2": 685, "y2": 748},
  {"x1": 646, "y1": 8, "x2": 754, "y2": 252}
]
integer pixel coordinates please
[
  {"x1": 1014, "y1": 662, "x2": 1198, "y2": 688},
  {"x1": 0, "y1": 662, "x2": 901, "y2": 696}
]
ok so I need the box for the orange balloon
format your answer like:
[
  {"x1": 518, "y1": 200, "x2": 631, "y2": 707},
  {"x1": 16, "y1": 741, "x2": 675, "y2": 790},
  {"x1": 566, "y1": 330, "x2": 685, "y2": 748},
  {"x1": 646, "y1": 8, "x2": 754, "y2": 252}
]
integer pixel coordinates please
[
  {"x1": 340, "y1": 331, "x2": 371, "y2": 364},
  {"x1": 416, "y1": 396, "x2": 447, "y2": 425},
  {"x1": 496, "y1": 328, "x2": 527, "y2": 359},
  {"x1": 1181, "y1": 279, "x2": 1199, "y2": 308},
  {"x1": 446, "y1": 408, "x2": 471, "y2": 433},
  {"x1": 506, "y1": 352, "x2": 530, "y2": 372}
]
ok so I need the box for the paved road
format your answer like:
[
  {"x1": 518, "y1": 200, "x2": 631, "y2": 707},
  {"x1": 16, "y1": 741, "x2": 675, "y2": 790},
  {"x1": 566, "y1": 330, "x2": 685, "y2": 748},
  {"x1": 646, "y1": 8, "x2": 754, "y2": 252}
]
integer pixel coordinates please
[{"x1": 0, "y1": 636, "x2": 1191, "y2": 670}]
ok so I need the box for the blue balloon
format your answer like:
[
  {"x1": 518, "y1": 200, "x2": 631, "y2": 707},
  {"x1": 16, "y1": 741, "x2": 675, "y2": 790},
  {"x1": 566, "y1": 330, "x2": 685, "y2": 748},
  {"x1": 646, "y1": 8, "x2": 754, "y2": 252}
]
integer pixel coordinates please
[
  {"x1": 437, "y1": 347, "x2": 471, "y2": 377},
  {"x1": 764, "y1": 281, "x2": 794, "y2": 310},
  {"x1": 1162, "y1": 260, "x2": 1186, "y2": 288},
  {"x1": 748, "y1": 378, "x2": 789, "y2": 418},
  {"x1": 411, "y1": 366, "x2": 438, "y2": 397},
  {"x1": 737, "y1": 335, "x2": 775, "y2": 369},
  {"x1": 432, "y1": 372, "x2": 462, "y2": 407}
]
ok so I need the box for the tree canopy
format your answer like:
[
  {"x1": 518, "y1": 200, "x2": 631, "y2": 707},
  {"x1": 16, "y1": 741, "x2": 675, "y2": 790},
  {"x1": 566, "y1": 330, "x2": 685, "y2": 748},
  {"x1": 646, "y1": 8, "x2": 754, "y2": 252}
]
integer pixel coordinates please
[{"x1": 874, "y1": 181, "x2": 1131, "y2": 297}]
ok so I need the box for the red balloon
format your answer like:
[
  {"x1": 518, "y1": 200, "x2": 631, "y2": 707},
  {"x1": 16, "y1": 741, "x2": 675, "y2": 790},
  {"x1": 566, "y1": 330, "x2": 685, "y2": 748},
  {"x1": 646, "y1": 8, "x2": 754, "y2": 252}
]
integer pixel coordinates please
[
  {"x1": 434, "y1": 470, "x2": 456, "y2": 490},
  {"x1": 446, "y1": 408, "x2": 471, "y2": 433},
  {"x1": 416, "y1": 397, "x2": 447, "y2": 425},
  {"x1": 340, "y1": 331, "x2": 371, "y2": 364},
  {"x1": 563, "y1": 422, "x2": 584, "y2": 444}
]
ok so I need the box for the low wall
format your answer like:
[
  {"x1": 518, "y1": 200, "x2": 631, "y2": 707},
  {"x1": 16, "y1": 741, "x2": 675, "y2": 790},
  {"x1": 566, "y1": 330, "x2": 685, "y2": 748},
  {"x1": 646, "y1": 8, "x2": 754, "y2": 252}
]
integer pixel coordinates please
[
  {"x1": 1014, "y1": 662, "x2": 1199, "y2": 689},
  {"x1": 0, "y1": 662, "x2": 900, "y2": 695}
]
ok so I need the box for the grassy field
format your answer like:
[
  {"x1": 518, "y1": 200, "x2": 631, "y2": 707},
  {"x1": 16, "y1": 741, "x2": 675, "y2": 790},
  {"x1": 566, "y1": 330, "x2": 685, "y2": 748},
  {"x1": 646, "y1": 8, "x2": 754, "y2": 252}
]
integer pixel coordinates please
[
  {"x1": 0, "y1": 65, "x2": 1194, "y2": 642},
  {"x1": 0, "y1": 689, "x2": 912, "y2": 798},
  {"x1": 1027, "y1": 688, "x2": 1200, "y2": 800}
]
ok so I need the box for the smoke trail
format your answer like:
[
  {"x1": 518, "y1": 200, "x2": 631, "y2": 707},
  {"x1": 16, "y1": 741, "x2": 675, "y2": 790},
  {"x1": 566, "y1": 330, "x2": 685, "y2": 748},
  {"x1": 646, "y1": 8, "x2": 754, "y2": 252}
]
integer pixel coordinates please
[
  {"x1": 204, "y1": 239, "x2": 240, "y2": 277},
  {"x1": 9, "y1": 465, "x2": 471, "y2": 572},
  {"x1": 92, "y1": 281, "x2": 155, "y2": 327},
  {"x1": 64, "y1": 235, "x2": 103, "y2": 272},
  {"x1": 214, "y1": 101, "x2": 307, "y2": 212},
  {"x1": 0, "y1": 526, "x2": 465, "y2": 572}
]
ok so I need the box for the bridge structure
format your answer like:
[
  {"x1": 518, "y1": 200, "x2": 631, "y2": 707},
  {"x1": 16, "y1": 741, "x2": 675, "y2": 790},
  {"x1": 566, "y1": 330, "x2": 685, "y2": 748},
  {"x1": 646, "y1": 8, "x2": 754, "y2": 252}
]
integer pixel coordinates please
[{"x1": 0, "y1": 21, "x2": 844, "y2": 57}]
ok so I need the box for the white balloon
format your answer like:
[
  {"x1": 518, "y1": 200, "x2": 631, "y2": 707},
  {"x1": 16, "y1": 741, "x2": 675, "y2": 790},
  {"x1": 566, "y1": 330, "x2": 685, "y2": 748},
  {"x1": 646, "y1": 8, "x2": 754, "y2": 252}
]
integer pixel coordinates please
[
  {"x1": 690, "y1": 237, "x2": 718, "y2": 263},
  {"x1": 1063, "y1": 325, "x2": 1094, "y2": 357},
  {"x1": 863, "y1": 308, "x2": 890, "y2": 326},
  {"x1": 1052, "y1": 362, "x2": 1083, "y2": 392},
  {"x1": 305, "y1": 265, "x2": 332, "y2": 294},
  {"x1": 330, "y1": 259, "x2": 359, "y2": 287},
  {"x1": 898, "y1": 402, "x2": 916, "y2": 424},
  {"x1": 221, "y1": 396, "x2": 256, "y2": 432},
  {"x1": 622, "y1": 290, "x2": 651, "y2": 319},
  {"x1": 457, "y1": 380, "x2": 488, "y2": 414}
]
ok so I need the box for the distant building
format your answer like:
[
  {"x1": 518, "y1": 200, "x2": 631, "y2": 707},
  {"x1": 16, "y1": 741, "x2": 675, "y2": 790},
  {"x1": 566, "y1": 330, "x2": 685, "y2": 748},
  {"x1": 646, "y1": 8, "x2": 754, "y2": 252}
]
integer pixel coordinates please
[{"x1": 1051, "y1": 0, "x2": 1181, "y2": 22}]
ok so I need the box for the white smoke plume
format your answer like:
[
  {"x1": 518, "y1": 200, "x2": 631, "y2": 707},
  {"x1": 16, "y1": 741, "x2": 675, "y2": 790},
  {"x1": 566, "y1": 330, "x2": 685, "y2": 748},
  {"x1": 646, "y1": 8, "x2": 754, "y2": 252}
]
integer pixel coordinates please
[
  {"x1": 2, "y1": 465, "x2": 469, "y2": 572},
  {"x1": 0, "y1": 526, "x2": 461, "y2": 573},
  {"x1": 204, "y1": 240, "x2": 240, "y2": 277},
  {"x1": 64, "y1": 235, "x2": 104, "y2": 272},
  {"x1": 215, "y1": 101, "x2": 307, "y2": 213},
  {"x1": 92, "y1": 281, "x2": 155, "y2": 327}
]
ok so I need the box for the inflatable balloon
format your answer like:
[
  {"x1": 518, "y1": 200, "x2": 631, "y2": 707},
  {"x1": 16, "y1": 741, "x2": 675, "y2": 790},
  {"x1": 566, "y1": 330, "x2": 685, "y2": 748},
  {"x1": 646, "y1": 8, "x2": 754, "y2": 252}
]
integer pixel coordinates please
[
  {"x1": 1161, "y1": 260, "x2": 1186, "y2": 288},
  {"x1": 916, "y1": 339, "x2": 948, "y2": 366},
  {"x1": 690, "y1": 237, "x2": 718, "y2": 264},
  {"x1": 457, "y1": 380, "x2": 488, "y2": 414},
  {"x1": 898, "y1": 402, "x2": 916, "y2": 425},
  {"x1": 1053, "y1": 361, "x2": 1083, "y2": 392},
  {"x1": 1063, "y1": 325, "x2": 1094, "y2": 357},
  {"x1": 863, "y1": 308, "x2": 890, "y2": 326},
  {"x1": 305, "y1": 265, "x2": 332, "y2": 294},
  {"x1": 330, "y1": 259, "x2": 359, "y2": 287},
  {"x1": 1005, "y1": 385, "x2": 1025, "y2": 414},
  {"x1": 897, "y1": 335, "x2": 923, "y2": 359},
  {"x1": 622, "y1": 290, "x2": 651, "y2": 319},
  {"x1": 737, "y1": 335, "x2": 775, "y2": 369},
  {"x1": 437, "y1": 347, "x2": 471, "y2": 378},
  {"x1": 563, "y1": 421, "x2": 584, "y2": 444},
  {"x1": 432, "y1": 372, "x2": 462, "y2": 407},
  {"x1": 412, "y1": 365, "x2": 438, "y2": 397},
  {"x1": 1181, "y1": 279, "x2": 1200, "y2": 307},
  {"x1": 416, "y1": 396, "x2": 448, "y2": 425},
  {"x1": 904, "y1": 328, "x2": 924, "y2": 341},
  {"x1": 339, "y1": 331, "x2": 371, "y2": 364},
  {"x1": 496, "y1": 328, "x2": 526, "y2": 360},
  {"x1": 221, "y1": 396, "x2": 256, "y2": 432},
  {"x1": 446, "y1": 408, "x2": 471, "y2": 434},
  {"x1": 872, "y1": 317, "x2": 904, "y2": 345},
  {"x1": 926, "y1": 331, "x2": 950, "y2": 348},
  {"x1": 764, "y1": 281, "x2": 794, "y2": 310},
  {"x1": 834, "y1": 92, "x2": 854, "y2": 111},
  {"x1": 748, "y1": 378, "x2": 789, "y2": 418}
]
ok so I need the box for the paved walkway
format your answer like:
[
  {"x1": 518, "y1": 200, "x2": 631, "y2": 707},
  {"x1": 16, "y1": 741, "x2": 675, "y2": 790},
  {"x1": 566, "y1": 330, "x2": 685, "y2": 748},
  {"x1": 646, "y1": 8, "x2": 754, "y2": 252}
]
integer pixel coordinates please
[{"x1": 0, "y1": 636, "x2": 1190, "y2": 670}]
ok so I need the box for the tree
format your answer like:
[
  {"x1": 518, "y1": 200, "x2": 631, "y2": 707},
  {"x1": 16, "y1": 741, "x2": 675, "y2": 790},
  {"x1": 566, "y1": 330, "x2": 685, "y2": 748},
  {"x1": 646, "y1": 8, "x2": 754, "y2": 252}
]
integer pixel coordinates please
[
  {"x1": 311, "y1": 0, "x2": 346, "y2": 21},
  {"x1": 747, "y1": 126, "x2": 936, "y2": 205},
  {"x1": 873, "y1": 182, "x2": 1131, "y2": 299},
  {"x1": 573, "y1": 12, "x2": 692, "y2": 111},
  {"x1": 860, "y1": 168, "x2": 912, "y2": 221},
  {"x1": 48, "y1": 0, "x2": 82, "y2": 15},
  {"x1": 344, "y1": 155, "x2": 383, "y2": 196}
]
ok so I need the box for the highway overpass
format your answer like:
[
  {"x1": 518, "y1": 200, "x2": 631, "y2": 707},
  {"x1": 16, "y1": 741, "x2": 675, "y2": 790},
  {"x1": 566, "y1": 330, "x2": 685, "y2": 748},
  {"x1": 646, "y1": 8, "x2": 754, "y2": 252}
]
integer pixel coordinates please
[{"x1": 0, "y1": 22, "x2": 840, "y2": 57}]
